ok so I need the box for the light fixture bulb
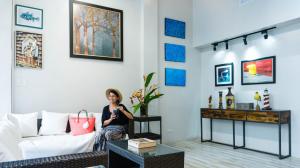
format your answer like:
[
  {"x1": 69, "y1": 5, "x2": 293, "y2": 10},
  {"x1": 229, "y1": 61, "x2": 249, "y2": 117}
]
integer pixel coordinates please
[
  {"x1": 243, "y1": 36, "x2": 248, "y2": 45},
  {"x1": 225, "y1": 41, "x2": 229, "y2": 50}
]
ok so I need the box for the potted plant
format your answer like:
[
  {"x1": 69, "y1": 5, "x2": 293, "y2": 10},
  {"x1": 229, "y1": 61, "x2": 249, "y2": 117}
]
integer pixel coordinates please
[{"x1": 130, "y1": 72, "x2": 164, "y2": 116}]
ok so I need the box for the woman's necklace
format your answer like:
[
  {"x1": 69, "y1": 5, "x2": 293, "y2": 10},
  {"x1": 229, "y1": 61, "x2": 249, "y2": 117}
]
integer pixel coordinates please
[{"x1": 109, "y1": 104, "x2": 117, "y2": 112}]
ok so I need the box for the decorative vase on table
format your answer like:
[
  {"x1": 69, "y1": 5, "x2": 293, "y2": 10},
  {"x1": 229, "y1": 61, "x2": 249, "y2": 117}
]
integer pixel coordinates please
[
  {"x1": 218, "y1": 91, "x2": 223, "y2": 109},
  {"x1": 208, "y1": 95, "x2": 213, "y2": 109},
  {"x1": 226, "y1": 87, "x2": 235, "y2": 109},
  {"x1": 140, "y1": 105, "x2": 148, "y2": 116},
  {"x1": 130, "y1": 72, "x2": 164, "y2": 116}
]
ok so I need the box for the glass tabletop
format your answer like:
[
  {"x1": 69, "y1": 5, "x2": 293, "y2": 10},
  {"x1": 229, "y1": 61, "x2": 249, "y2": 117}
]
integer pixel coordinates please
[{"x1": 108, "y1": 140, "x2": 182, "y2": 158}]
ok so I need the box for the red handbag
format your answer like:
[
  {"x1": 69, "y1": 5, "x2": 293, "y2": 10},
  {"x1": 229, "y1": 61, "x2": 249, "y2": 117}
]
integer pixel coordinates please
[{"x1": 69, "y1": 110, "x2": 95, "y2": 136}]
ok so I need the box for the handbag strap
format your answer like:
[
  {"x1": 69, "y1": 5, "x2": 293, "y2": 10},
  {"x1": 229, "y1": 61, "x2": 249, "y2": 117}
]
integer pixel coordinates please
[{"x1": 77, "y1": 109, "x2": 89, "y2": 122}]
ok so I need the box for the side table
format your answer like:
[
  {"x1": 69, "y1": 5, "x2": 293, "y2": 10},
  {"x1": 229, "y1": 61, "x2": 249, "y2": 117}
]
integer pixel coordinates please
[{"x1": 133, "y1": 115, "x2": 162, "y2": 143}]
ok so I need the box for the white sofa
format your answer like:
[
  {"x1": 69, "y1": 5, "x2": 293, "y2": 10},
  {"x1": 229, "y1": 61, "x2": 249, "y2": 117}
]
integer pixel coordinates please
[
  {"x1": 0, "y1": 111, "x2": 101, "y2": 162},
  {"x1": 0, "y1": 111, "x2": 133, "y2": 164}
]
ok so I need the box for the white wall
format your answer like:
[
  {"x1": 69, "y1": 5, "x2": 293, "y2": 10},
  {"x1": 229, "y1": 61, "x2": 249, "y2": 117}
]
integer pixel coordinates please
[
  {"x1": 11, "y1": 0, "x2": 201, "y2": 144},
  {"x1": 13, "y1": 0, "x2": 142, "y2": 114},
  {"x1": 140, "y1": 0, "x2": 159, "y2": 115},
  {"x1": 199, "y1": 22, "x2": 300, "y2": 157},
  {"x1": 193, "y1": 0, "x2": 300, "y2": 46},
  {"x1": 0, "y1": 0, "x2": 12, "y2": 116},
  {"x1": 158, "y1": 0, "x2": 202, "y2": 143}
]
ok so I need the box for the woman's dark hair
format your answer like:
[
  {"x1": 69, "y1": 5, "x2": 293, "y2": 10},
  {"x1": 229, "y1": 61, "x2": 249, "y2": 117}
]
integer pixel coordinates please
[{"x1": 109, "y1": 90, "x2": 120, "y2": 104}]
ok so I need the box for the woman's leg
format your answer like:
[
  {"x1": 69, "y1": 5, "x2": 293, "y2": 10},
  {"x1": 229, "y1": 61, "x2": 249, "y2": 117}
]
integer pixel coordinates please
[{"x1": 105, "y1": 130, "x2": 124, "y2": 141}]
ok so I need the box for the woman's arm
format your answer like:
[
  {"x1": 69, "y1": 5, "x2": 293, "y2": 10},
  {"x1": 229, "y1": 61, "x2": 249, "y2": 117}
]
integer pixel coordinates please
[
  {"x1": 102, "y1": 106, "x2": 116, "y2": 127},
  {"x1": 103, "y1": 114, "x2": 116, "y2": 127},
  {"x1": 118, "y1": 105, "x2": 133, "y2": 120}
]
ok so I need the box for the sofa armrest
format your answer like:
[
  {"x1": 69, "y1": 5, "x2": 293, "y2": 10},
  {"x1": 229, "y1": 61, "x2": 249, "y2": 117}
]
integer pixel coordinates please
[{"x1": 0, "y1": 151, "x2": 107, "y2": 168}]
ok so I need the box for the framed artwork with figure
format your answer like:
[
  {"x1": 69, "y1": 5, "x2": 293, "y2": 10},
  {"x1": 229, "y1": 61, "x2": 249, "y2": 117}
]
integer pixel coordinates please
[
  {"x1": 215, "y1": 63, "x2": 234, "y2": 86},
  {"x1": 70, "y1": 1, "x2": 123, "y2": 61},
  {"x1": 15, "y1": 31, "x2": 43, "y2": 69}
]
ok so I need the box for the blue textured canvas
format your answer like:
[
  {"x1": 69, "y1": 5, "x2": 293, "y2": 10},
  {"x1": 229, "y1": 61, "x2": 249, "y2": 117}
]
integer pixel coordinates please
[
  {"x1": 165, "y1": 68, "x2": 186, "y2": 86},
  {"x1": 165, "y1": 18, "x2": 186, "y2": 39},
  {"x1": 165, "y1": 43, "x2": 186, "y2": 62}
]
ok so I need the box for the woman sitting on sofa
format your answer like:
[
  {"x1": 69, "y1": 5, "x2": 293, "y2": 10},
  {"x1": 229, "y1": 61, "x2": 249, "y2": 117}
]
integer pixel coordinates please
[{"x1": 94, "y1": 88, "x2": 133, "y2": 151}]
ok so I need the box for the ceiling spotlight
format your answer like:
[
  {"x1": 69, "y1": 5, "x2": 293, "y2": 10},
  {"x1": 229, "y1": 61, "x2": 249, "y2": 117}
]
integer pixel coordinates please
[
  {"x1": 213, "y1": 43, "x2": 218, "y2": 51},
  {"x1": 243, "y1": 36, "x2": 248, "y2": 45},
  {"x1": 225, "y1": 41, "x2": 229, "y2": 50},
  {"x1": 262, "y1": 30, "x2": 268, "y2": 39}
]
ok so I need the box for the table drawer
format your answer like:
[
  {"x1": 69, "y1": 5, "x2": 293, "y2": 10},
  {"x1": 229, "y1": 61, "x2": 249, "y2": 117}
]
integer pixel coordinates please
[
  {"x1": 247, "y1": 111, "x2": 279, "y2": 123},
  {"x1": 201, "y1": 109, "x2": 246, "y2": 120}
]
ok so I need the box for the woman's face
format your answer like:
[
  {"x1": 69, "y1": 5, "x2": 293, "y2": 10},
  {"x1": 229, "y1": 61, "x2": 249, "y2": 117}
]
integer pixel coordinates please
[{"x1": 108, "y1": 92, "x2": 119, "y2": 104}]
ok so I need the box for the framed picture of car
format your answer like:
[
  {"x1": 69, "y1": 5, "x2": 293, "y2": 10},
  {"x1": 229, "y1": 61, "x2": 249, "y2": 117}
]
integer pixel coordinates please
[{"x1": 215, "y1": 63, "x2": 234, "y2": 87}]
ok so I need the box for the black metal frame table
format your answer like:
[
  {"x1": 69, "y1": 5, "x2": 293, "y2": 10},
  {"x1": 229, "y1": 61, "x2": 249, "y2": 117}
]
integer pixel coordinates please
[
  {"x1": 107, "y1": 140, "x2": 184, "y2": 168},
  {"x1": 133, "y1": 115, "x2": 162, "y2": 143},
  {"x1": 200, "y1": 108, "x2": 291, "y2": 159}
]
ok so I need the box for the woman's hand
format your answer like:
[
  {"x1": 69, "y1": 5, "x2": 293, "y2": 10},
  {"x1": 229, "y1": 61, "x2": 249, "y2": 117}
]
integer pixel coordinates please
[
  {"x1": 110, "y1": 113, "x2": 116, "y2": 121},
  {"x1": 118, "y1": 106, "x2": 133, "y2": 120},
  {"x1": 103, "y1": 113, "x2": 116, "y2": 127},
  {"x1": 118, "y1": 106, "x2": 124, "y2": 112}
]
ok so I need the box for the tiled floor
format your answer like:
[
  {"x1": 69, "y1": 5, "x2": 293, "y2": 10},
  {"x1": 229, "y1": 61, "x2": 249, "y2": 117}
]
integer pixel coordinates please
[{"x1": 171, "y1": 139, "x2": 300, "y2": 168}]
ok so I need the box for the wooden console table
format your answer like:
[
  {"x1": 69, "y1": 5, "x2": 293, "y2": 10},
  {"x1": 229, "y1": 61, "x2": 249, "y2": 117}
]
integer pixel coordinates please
[{"x1": 200, "y1": 108, "x2": 291, "y2": 159}]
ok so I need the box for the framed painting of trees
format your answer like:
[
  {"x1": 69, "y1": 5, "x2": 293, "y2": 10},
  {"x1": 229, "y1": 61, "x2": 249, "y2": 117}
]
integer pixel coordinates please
[{"x1": 70, "y1": 1, "x2": 123, "y2": 61}]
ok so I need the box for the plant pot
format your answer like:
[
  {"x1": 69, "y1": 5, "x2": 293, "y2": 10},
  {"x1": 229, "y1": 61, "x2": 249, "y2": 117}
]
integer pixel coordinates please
[{"x1": 140, "y1": 105, "x2": 148, "y2": 116}]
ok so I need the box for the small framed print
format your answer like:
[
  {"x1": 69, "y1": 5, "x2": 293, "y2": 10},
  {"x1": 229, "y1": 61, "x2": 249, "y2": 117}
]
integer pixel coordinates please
[
  {"x1": 15, "y1": 31, "x2": 43, "y2": 69},
  {"x1": 241, "y1": 56, "x2": 276, "y2": 85},
  {"x1": 215, "y1": 63, "x2": 234, "y2": 87},
  {"x1": 15, "y1": 5, "x2": 43, "y2": 29}
]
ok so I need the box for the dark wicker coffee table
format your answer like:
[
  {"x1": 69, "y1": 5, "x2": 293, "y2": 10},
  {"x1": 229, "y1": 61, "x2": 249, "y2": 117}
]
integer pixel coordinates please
[{"x1": 107, "y1": 140, "x2": 184, "y2": 168}]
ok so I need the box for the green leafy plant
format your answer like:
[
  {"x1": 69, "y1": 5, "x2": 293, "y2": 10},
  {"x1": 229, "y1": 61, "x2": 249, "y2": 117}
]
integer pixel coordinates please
[{"x1": 130, "y1": 72, "x2": 164, "y2": 114}]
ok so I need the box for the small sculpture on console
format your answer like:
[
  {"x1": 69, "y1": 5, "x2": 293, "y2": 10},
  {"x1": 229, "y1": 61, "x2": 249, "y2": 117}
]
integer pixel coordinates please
[
  {"x1": 218, "y1": 91, "x2": 223, "y2": 109},
  {"x1": 208, "y1": 95, "x2": 213, "y2": 109},
  {"x1": 254, "y1": 91, "x2": 261, "y2": 111},
  {"x1": 262, "y1": 88, "x2": 272, "y2": 110}
]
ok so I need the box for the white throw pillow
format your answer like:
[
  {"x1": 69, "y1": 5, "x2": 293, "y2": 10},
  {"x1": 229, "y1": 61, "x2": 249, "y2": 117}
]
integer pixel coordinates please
[
  {"x1": 39, "y1": 111, "x2": 69, "y2": 135},
  {"x1": 93, "y1": 112, "x2": 102, "y2": 131},
  {"x1": 0, "y1": 118, "x2": 23, "y2": 162},
  {"x1": 8, "y1": 112, "x2": 38, "y2": 137},
  {"x1": 4, "y1": 114, "x2": 22, "y2": 141}
]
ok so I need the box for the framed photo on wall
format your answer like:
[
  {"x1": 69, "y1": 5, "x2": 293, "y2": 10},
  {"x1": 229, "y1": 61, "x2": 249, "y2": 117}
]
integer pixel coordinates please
[
  {"x1": 165, "y1": 68, "x2": 186, "y2": 87},
  {"x1": 15, "y1": 31, "x2": 43, "y2": 69},
  {"x1": 70, "y1": 1, "x2": 123, "y2": 61},
  {"x1": 241, "y1": 56, "x2": 276, "y2": 85},
  {"x1": 15, "y1": 5, "x2": 43, "y2": 29},
  {"x1": 165, "y1": 18, "x2": 186, "y2": 39},
  {"x1": 164, "y1": 43, "x2": 185, "y2": 62},
  {"x1": 215, "y1": 63, "x2": 234, "y2": 86}
]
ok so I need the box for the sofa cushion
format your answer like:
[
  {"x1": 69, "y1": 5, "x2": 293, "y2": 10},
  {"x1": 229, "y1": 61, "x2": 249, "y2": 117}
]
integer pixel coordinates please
[
  {"x1": 39, "y1": 111, "x2": 69, "y2": 136},
  {"x1": 8, "y1": 112, "x2": 38, "y2": 137},
  {"x1": 4, "y1": 113, "x2": 22, "y2": 140},
  {"x1": 93, "y1": 112, "x2": 102, "y2": 131},
  {"x1": 0, "y1": 118, "x2": 23, "y2": 162},
  {"x1": 19, "y1": 132, "x2": 95, "y2": 159}
]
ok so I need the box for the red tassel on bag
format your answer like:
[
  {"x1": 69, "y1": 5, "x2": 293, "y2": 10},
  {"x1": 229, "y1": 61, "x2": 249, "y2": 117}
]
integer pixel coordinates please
[{"x1": 69, "y1": 109, "x2": 95, "y2": 136}]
